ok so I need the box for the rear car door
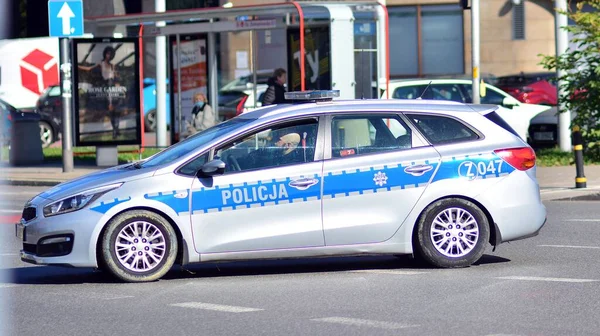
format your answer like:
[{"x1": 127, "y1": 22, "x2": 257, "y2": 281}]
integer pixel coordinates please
[
  {"x1": 321, "y1": 113, "x2": 441, "y2": 246},
  {"x1": 190, "y1": 117, "x2": 325, "y2": 253}
]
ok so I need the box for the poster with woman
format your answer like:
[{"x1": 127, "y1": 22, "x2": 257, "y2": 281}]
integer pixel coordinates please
[{"x1": 72, "y1": 37, "x2": 141, "y2": 146}]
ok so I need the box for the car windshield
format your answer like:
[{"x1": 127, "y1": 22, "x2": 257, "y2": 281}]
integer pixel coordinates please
[{"x1": 139, "y1": 117, "x2": 256, "y2": 168}]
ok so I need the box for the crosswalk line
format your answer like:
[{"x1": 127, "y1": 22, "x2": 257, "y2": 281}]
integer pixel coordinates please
[
  {"x1": 311, "y1": 317, "x2": 419, "y2": 330},
  {"x1": 169, "y1": 302, "x2": 263, "y2": 313},
  {"x1": 349, "y1": 269, "x2": 428, "y2": 275},
  {"x1": 497, "y1": 276, "x2": 598, "y2": 283}
]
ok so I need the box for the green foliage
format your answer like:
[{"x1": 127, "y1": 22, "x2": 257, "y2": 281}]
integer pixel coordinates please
[{"x1": 539, "y1": 1, "x2": 600, "y2": 159}]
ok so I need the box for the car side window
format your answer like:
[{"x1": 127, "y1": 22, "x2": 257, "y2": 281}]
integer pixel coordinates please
[
  {"x1": 48, "y1": 86, "x2": 61, "y2": 97},
  {"x1": 430, "y1": 84, "x2": 466, "y2": 103},
  {"x1": 393, "y1": 86, "x2": 429, "y2": 100},
  {"x1": 215, "y1": 118, "x2": 319, "y2": 174},
  {"x1": 331, "y1": 115, "x2": 411, "y2": 158},
  {"x1": 179, "y1": 153, "x2": 209, "y2": 176},
  {"x1": 461, "y1": 84, "x2": 505, "y2": 105},
  {"x1": 407, "y1": 114, "x2": 479, "y2": 145}
]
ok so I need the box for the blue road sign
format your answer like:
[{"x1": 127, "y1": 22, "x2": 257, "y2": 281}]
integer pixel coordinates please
[{"x1": 48, "y1": 0, "x2": 84, "y2": 37}]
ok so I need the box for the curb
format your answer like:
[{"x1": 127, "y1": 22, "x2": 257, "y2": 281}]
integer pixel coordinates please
[{"x1": 0, "y1": 179, "x2": 61, "y2": 187}]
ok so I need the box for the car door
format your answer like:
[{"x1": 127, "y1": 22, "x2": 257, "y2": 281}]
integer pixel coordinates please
[
  {"x1": 190, "y1": 117, "x2": 325, "y2": 254},
  {"x1": 321, "y1": 113, "x2": 441, "y2": 246}
]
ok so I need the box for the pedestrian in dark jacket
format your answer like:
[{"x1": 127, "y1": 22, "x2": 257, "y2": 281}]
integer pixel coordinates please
[{"x1": 262, "y1": 68, "x2": 289, "y2": 106}]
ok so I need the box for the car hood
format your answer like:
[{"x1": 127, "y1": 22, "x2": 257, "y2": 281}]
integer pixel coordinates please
[{"x1": 37, "y1": 163, "x2": 157, "y2": 201}]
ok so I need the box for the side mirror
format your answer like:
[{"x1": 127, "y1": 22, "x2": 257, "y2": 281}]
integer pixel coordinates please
[
  {"x1": 198, "y1": 159, "x2": 226, "y2": 177},
  {"x1": 502, "y1": 97, "x2": 519, "y2": 109}
]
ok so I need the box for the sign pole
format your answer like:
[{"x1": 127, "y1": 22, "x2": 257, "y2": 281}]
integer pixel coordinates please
[
  {"x1": 471, "y1": 0, "x2": 480, "y2": 104},
  {"x1": 59, "y1": 37, "x2": 74, "y2": 173}
]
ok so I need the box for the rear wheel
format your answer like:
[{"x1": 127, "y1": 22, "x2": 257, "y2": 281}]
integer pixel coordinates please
[
  {"x1": 101, "y1": 210, "x2": 177, "y2": 282},
  {"x1": 144, "y1": 109, "x2": 156, "y2": 132},
  {"x1": 39, "y1": 121, "x2": 54, "y2": 148},
  {"x1": 415, "y1": 198, "x2": 489, "y2": 268}
]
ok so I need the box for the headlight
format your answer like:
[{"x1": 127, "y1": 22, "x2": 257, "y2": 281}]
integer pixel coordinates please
[{"x1": 43, "y1": 183, "x2": 123, "y2": 217}]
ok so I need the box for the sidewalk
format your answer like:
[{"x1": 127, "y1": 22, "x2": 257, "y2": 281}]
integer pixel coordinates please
[{"x1": 1, "y1": 162, "x2": 600, "y2": 201}]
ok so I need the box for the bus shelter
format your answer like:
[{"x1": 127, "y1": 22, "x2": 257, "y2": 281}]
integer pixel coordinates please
[{"x1": 83, "y1": 1, "x2": 389, "y2": 144}]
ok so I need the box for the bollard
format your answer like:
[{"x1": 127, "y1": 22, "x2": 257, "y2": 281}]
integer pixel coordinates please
[{"x1": 571, "y1": 126, "x2": 586, "y2": 188}]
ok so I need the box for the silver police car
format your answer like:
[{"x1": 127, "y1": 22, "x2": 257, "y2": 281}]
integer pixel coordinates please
[{"x1": 16, "y1": 90, "x2": 546, "y2": 282}]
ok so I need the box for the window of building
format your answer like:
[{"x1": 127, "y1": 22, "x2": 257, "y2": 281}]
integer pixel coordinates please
[
  {"x1": 512, "y1": 2, "x2": 525, "y2": 40},
  {"x1": 388, "y1": 5, "x2": 464, "y2": 77}
]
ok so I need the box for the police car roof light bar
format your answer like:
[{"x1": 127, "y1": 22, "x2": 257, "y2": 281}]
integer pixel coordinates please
[{"x1": 284, "y1": 90, "x2": 341, "y2": 102}]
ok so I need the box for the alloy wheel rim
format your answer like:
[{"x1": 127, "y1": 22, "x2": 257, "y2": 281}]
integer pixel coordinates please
[
  {"x1": 430, "y1": 207, "x2": 479, "y2": 258},
  {"x1": 39, "y1": 124, "x2": 52, "y2": 147},
  {"x1": 114, "y1": 221, "x2": 166, "y2": 272}
]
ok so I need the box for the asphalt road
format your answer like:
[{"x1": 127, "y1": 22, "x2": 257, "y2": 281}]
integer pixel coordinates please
[{"x1": 2, "y1": 185, "x2": 600, "y2": 336}]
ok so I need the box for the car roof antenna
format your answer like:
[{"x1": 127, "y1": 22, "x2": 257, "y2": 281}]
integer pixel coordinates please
[{"x1": 417, "y1": 81, "x2": 433, "y2": 100}]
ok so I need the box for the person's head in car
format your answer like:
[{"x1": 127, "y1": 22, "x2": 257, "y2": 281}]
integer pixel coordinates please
[{"x1": 275, "y1": 133, "x2": 300, "y2": 155}]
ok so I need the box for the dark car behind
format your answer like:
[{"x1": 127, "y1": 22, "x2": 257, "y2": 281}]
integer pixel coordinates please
[
  {"x1": 496, "y1": 72, "x2": 557, "y2": 106},
  {"x1": 34, "y1": 85, "x2": 63, "y2": 148}
]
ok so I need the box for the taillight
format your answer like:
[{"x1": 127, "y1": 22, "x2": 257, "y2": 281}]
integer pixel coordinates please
[
  {"x1": 236, "y1": 95, "x2": 249, "y2": 116},
  {"x1": 7, "y1": 113, "x2": 12, "y2": 121},
  {"x1": 494, "y1": 147, "x2": 536, "y2": 171}
]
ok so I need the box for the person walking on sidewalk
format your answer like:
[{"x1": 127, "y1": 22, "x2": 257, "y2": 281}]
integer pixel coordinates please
[{"x1": 262, "y1": 68, "x2": 290, "y2": 106}]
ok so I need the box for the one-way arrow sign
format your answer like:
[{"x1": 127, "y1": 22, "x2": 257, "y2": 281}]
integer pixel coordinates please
[{"x1": 48, "y1": 0, "x2": 84, "y2": 37}]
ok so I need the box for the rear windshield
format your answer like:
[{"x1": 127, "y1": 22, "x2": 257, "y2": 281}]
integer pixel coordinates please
[{"x1": 484, "y1": 111, "x2": 520, "y2": 138}]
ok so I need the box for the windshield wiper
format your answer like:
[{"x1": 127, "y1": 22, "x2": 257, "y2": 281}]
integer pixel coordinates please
[{"x1": 132, "y1": 162, "x2": 143, "y2": 169}]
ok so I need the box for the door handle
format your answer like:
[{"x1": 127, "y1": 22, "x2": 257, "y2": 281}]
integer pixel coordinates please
[
  {"x1": 404, "y1": 164, "x2": 433, "y2": 176},
  {"x1": 288, "y1": 177, "x2": 319, "y2": 190}
]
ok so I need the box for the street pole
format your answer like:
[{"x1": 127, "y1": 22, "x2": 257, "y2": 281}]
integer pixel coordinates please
[
  {"x1": 59, "y1": 37, "x2": 74, "y2": 173},
  {"x1": 555, "y1": 0, "x2": 571, "y2": 152},
  {"x1": 471, "y1": 0, "x2": 480, "y2": 104},
  {"x1": 155, "y1": 0, "x2": 167, "y2": 146}
]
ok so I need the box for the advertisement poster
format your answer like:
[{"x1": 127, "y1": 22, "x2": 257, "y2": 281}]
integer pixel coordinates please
[
  {"x1": 169, "y1": 35, "x2": 207, "y2": 139},
  {"x1": 73, "y1": 38, "x2": 141, "y2": 146},
  {"x1": 287, "y1": 26, "x2": 331, "y2": 92}
]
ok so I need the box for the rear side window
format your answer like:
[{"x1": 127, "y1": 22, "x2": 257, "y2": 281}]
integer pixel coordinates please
[
  {"x1": 331, "y1": 115, "x2": 412, "y2": 158},
  {"x1": 484, "y1": 111, "x2": 520, "y2": 138},
  {"x1": 407, "y1": 114, "x2": 480, "y2": 145}
]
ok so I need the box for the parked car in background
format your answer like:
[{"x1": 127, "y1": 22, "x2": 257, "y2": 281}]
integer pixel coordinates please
[
  {"x1": 381, "y1": 78, "x2": 552, "y2": 144},
  {"x1": 220, "y1": 70, "x2": 272, "y2": 92},
  {"x1": 34, "y1": 85, "x2": 63, "y2": 148},
  {"x1": 1, "y1": 97, "x2": 41, "y2": 147},
  {"x1": 495, "y1": 72, "x2": 557, "y2": 106},
  {"x1": 218, "y1": 84, "x2": 268, "y2": 120}
]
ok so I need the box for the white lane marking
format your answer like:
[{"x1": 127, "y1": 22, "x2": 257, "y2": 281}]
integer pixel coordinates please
[
  {"x1": 311, "y1": 317, "x2": 419, "y2": 330},
  {"x1": 0, "y1": 209, "x2": 22, "y2": 214},
  {"x1": 497, "y1": 276, "x2": 598, "y2": 283},
  {"x1": 0, "y1": 253, "x2": 18, "y2": 256},
  {"x1": 0, "y1": 284, "x2": 18, "y2": 288},
  {"x1": 566, "y1": 219, "x2": 600, "y2": 222},
  {"x1": 0, "y1": 191, "x2": 40, "y2": 196},
  {"x1": 170, "y1": 302, "x2": 263, "y2": 313},
  {"x1": 349, "y1": 270, "x2": 428, "y2": 275},
  {"x1": 539, "y1": 244, "x2": 600, "y2": 249}
]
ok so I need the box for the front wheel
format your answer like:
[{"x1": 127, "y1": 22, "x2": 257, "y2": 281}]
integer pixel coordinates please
[
  {"x1": 39, "y1": 121, "x2": 54, "y2": 148},
  {"x1": 414, "y1": 198, "x2": 490, "y2": 268},
  {"x1": 101, "y1": 210, "x2": 178, "y2": 282}
]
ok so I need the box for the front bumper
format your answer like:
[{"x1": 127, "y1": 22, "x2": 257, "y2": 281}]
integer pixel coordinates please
[{"x1": 16, "y1": 208, "x2": 103, "y2": 268}]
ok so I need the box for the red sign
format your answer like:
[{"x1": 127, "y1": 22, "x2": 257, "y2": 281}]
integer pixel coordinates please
[{"x1": 19, "y1": 49, "x2": 59, "y2": 95}]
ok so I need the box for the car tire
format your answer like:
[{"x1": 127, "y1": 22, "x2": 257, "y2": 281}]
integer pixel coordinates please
[
  {"x1": 414, "y1": 198, "x2": 490, "y2": 268},
  {"x1": 144, "y1": 109, "x2": 156, "y2": 132},
  {"x1": 100, "y1": 210, "x2": 178, "y2": 282},
  {"x1": 39, "y1": 121, "x2": 54, "y2": 148}
]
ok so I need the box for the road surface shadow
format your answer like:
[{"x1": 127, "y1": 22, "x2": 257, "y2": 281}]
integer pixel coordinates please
[{"x1": 4, "y1": 253, "x2": 511, "y2": 285}]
